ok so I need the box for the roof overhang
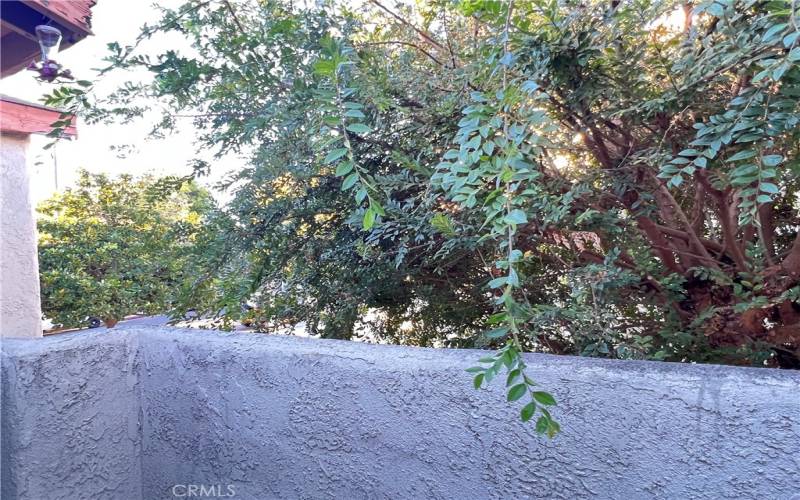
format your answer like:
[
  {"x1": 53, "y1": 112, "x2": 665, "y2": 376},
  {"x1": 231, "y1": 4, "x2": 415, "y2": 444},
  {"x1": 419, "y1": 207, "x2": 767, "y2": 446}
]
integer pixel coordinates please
[
  {"x1": 1, "y1": 0, "x2": 95, "y2": 78},
  {"x1": 0, "y1": 95, "x2": 77, "y2": 137}
]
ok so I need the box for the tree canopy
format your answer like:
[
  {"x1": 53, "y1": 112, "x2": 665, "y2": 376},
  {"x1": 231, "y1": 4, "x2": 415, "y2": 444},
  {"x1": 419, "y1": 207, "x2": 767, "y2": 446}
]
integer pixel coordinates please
[
  {"x1": 38, "y1": 171, "x2": 214, "y2": 328},
  {"x1": 46, "y1": 0, "x2": 799, "y2": 429}
]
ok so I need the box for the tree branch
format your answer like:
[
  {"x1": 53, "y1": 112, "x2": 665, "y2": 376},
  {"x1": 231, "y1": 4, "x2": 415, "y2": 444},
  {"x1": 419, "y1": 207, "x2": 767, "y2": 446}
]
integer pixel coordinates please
[
  {"x1": 369, "y1": 0, "x2": 446, "y2": 52},
  {"x1": 359, "y1": 41, "x2": 446, "y2": 67}
]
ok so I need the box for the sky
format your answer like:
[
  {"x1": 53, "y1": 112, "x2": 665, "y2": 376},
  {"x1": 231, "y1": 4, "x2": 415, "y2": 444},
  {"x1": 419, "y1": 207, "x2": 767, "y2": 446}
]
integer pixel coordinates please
[{"x1": 0, "y1": 0, "x2": 246, "y2": 204}]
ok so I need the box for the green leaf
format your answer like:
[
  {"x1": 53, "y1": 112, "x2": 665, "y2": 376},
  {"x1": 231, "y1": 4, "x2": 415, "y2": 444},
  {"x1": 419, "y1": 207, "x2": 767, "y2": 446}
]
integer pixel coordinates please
[
  {"x1": 325, "y1": 148, "x2": 348, "y2": 164},
  {"x1": 659, "y1": 165, "x2": 679, "y2": 175},
  {"x1": 520, "y1": 401, "x2": 536, "y2": 422},
  {"x1": 521, "y1": 81, "x2": 539, "y2": 93},
  {"x1": 335, "y1": 161, "x2": 354, "y2": 176},
  {"x1": 541, "y1": 415, "x2": 560, "y2": 437},
  {"x1": 504, "y1": 209, "x2": 527, "y2": 225},
  {"x1": 535, "y1": 415, "x2": 549, "y2": 434},
  {"x1": 759, "y1": 182, "x2": 779, "y2": 194},
  {"x1": 731, "y1": 164, "x2": 758, "y2": 177},
  {"x1": 346, "y1": 123, "x2": 371, "y2": 134},
  {"x1": 473, "y1": 373, "x2": 485, "y2": 389},
  {"x1": 506, "y1": 368, "x2": 521, "y2": 387},
  {"x1": 731, "y1": 175, "x2": 758, "y2": 187},
  {"x1": 507, "y1": 383, "x2": 527, "y2": 402},
  {"x1": 507, "y1": 268, "x2": 520, "y2": 287},
  {"x1": 466, "y1": 366, "x2": 484, "y2": 373},
  {"x1": 485, "y1": 326, "x2": 510, "y2": 339},
  {"x1": 668, "y1": 175, "x2": 683, "y2": 187},
  {"x1": 486, "y1": 312, "x2": 507, "y2": 325},
  {"x1": 370, "y1": 201, "x2": 385, "y2": 216},
  {"x1": 343, "y1": 109, "x2": 366, "y2": 119},
  {"x1": 501, "y1": 349, "x2": 514, "y2": 368},
  {"x1": 313, "y1": 59, "x2": 335, "y2": 76},
  {"x1": 532, "y1": 391, "x2": 556, "y2": 405},
  {"x1": 753, "y1": 68, "x2": 771, "y2": 83},
  {"x1": 761, "y1": 155, "x2": 782, "y2": 167},
  {"x1": 706, "y1": 2, "x2": 724, "y2": 17},
  {"x1": 736, "y1": 133, "x2": 762, "y2": 143},
  {"x1": 756, "y1": 194, "x2": 773, "y2": 203},
  {"x1": 341, "y1": 173, "x2": 359, "y2": 190},
  {"x1": 772, "y1": 62, "x2": 789, "y2": 81},
  {"x1": 488, "y1": 276, "x2": 508, "y2": 288},
  {"x1": 519, "y1": 401, "x2": 536, "y2": 422},
  {"x1": 322, "y1": 115, "x2": 341, "y2": 127},
  {"x1": 763, "y1": 23, "x2": 787, "y2": 42},
  {"x1": 363, "y1": 208, "x2": 376, "y2": 230},
  {"x1": 727, "y1": 150, "x2": 756, "y2": 162}
]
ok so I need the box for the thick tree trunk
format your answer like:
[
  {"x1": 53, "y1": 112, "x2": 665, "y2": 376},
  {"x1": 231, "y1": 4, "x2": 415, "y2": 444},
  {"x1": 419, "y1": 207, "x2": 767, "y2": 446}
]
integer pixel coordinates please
[{"x1": 684, "y1": 279, "x2": 800, "y2": 367}]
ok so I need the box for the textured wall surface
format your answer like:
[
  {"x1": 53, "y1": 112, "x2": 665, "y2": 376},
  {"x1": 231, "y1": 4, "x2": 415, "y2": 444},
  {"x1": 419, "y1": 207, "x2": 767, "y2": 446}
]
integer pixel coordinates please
[
  {"x1": 1, "y1": 330, "x2": 142, "y2": 500},
  {"x1": 2, "y1": 326, "x2": 799, "y2": 499},
  {"x1": 1, "y1": 132, "x2": 42, "y2": 338},
  {"x1": 136, "y1": 327, "x2": 800, "y2": 500}
]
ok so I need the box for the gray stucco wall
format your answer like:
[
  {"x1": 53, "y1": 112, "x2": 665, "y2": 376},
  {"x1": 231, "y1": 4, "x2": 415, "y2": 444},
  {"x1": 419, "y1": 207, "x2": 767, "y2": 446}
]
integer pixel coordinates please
[
  {"x1": 1, "y1": 330, "x2": 142, "y2": 499},
  {"x1": 2, "y1": 326, "x2": 799, "y2": 499}
]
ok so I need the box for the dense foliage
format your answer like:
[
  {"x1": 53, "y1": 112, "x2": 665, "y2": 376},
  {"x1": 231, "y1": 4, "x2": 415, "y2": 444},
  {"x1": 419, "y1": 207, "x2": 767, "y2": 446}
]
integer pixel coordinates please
[
  {"x1": 46, "y1": 0, "x2": 799, "y2": 428},
  {"x1": 38, "y1": 171, "x2": 214, "y2": 328}
]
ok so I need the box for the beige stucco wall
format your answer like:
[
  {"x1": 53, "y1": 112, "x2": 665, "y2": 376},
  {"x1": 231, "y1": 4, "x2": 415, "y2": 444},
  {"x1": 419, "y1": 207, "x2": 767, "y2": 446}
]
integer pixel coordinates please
[{"x1": 1, "y1": 133, "x2": 42, "y2": 337}]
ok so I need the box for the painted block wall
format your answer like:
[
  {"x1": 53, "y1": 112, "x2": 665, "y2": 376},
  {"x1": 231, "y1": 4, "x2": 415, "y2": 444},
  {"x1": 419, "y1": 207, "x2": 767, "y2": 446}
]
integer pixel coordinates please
[
  {"x1": 2, "y1": 326, "x2": 799, "y2": 499},
  {"x1": 1, "y1": 330, "x2": 141, "y2": 499}
]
